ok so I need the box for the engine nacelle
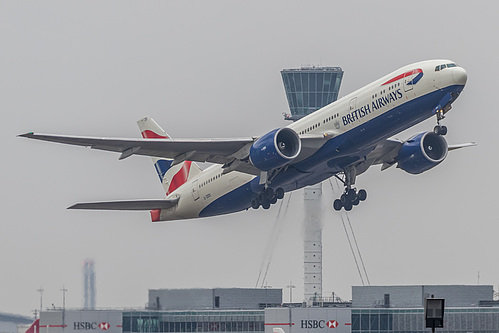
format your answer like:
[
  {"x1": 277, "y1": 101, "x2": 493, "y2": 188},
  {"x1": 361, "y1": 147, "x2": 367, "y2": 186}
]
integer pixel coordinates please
[
  {"x1": 249, "y1": 128, "x2": 301, "y2": 171},
  {"x1": 397, "y1": 132, "x2": 448, "y2": 174}
]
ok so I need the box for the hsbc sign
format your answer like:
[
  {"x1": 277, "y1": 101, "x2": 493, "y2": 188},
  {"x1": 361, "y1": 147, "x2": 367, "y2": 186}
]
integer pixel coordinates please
[
  {"x1": 265, "y1": 307, "x2": 351, "y2": 333},
  {"x1": 74, "y1": 322, "x2": 111, "y2": 330},
  {"x1": 40, "y1": 310, "x2": 122, "y2": 333},
  {"x1": 300, "y1": 320, "x2": 339, "y2": 329}
]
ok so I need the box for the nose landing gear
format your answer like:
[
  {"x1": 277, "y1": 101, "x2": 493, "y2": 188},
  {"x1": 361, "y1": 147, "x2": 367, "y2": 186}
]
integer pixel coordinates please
[{"x1": 433, "y1": 106, "x2": 449, "y2": 136}]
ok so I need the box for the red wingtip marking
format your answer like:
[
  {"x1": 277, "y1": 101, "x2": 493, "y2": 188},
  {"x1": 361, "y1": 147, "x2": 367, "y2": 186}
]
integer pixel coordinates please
[
  {"x1": 150, "y1": 209, "x2": 161, "y2": 222},
  {"x1": 141, "y1": 130, "x2": 169, "y2": 139}
]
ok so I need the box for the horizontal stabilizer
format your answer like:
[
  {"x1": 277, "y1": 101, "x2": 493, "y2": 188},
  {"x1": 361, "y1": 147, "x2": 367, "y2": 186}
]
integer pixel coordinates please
[{"x1": 68, "y1": 198, "x2": 179, "y2": 211}]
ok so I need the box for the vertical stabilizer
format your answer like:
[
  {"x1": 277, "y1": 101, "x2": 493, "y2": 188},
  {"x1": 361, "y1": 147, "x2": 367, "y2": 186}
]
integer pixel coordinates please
[{"x1": 137, "y1": 117, "x2": 202, "y2": 196}]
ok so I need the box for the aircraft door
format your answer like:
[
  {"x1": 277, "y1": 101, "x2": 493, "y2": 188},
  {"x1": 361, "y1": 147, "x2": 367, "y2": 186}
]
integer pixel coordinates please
[
  {"x1": 403, "y1": 70, "x2": 415, "y2": 92},
  {"x1": 192, "y1": 179, "x2": 200, "y2": 201},
  {"x1": 349, "y1": 97, "x2": 357, "y2": 111}
]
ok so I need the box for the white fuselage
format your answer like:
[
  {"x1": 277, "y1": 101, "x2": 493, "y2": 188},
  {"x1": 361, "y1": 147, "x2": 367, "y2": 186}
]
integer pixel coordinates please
[{"x1": 158, "y1": 60, "x2": 467, "y2": 221}]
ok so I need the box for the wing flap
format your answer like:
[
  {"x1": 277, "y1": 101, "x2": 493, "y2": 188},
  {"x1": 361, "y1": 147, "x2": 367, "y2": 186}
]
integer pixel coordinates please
[{"x1": 68, "y1": 198, "x2": 180, "y2": 211}]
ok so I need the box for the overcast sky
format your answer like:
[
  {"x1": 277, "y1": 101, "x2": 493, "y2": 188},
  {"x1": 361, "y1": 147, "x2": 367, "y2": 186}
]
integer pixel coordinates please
[{"x1": 1, "y1": 1, "x2": 497, "y2": 317}]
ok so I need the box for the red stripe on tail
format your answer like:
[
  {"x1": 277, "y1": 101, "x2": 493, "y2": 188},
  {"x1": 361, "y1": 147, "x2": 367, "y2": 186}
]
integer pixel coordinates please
[
  {"x1": 141, "y1": 130, "x2": 169, "y2": 139},
  {"x1": 167, "y1": 161, "x2": 192, "y2": 195}
]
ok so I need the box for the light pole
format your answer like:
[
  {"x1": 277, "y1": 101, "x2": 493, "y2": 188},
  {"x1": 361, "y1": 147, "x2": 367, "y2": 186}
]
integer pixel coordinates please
[
  {"x1": 286, "y1": 282, "x2": 296, "y2": 303},
  {"x1": 61, "y1": 286, "x2": 68, "y2": 331}
]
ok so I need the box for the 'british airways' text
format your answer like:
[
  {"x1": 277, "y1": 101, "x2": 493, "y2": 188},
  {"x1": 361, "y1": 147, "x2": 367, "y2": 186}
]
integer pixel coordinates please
[{"x1": 342, "y1": 89, "x2": 403, "y2": 126}]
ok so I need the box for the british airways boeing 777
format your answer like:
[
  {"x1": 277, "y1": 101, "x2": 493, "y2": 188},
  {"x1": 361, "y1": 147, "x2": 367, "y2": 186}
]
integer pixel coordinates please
[{"x1": 20, "y1": 60, "x2": 474, "y2": 221}]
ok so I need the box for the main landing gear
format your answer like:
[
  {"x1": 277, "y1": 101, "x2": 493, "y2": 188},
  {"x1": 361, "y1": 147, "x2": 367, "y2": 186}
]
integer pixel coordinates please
[
  {"x1": 251, "y1": 187, "x2": 285, "y2": 210},
  {"x1": 332, "y1": 165, "x2": 368, "y2": 211},
  {"x1": 333, "y1": 188, "x2": 367, "y2": 211}
]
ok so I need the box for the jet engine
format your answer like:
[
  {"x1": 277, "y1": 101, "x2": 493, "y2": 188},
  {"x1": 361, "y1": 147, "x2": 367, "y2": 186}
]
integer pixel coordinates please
[
  {"x1": 397, "y1": 132, "x2": 448, "y2": 174},
  {"x1": 249, "y1": 128, "x2": 301, "y2": 171}
]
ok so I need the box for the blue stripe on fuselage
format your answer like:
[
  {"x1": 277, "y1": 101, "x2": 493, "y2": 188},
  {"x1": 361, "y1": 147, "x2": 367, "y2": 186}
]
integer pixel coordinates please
[
  {"x1": 199, "y1": 178, "x2": 260, "y2": 218},
  {"x1": 292, "y1": 84, "x2": 464, "y2": 172},
  {"x1": 199, "y1": 84, "x2": 465, "y2": 217}
]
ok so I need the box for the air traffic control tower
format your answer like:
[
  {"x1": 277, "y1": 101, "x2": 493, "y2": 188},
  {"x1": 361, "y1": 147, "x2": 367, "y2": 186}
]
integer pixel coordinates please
[
  {"x1": 281, "y1": 67, "x2": 343, "y2": 121},
  {"x1": 281, "y1": 66, "x2": 344, "y2": 303}
]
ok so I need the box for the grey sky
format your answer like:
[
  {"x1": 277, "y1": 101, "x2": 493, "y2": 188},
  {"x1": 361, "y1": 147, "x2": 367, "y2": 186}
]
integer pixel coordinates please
[{"x1": 1, "y1": 1, "x2": 496, "y2": 316}]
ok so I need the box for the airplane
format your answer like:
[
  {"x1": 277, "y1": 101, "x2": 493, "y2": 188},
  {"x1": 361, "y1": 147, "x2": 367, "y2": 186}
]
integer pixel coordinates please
[{"x1": 20, "y1": 59, "x2": 475, "y2": 221}]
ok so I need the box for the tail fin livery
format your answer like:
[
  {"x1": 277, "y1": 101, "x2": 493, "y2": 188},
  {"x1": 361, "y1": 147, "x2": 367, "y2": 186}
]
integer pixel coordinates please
[
  {"x1": 25, "y1": 319, "x2": 39, "y2": 333},
  {"x1": 137, "y1": 117, "x2": 202, "y2": 196}
]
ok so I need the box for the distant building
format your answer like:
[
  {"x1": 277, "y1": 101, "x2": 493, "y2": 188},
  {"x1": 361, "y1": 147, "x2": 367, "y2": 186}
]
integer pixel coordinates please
[
  {"x1": 37, "y1": 285, "x2": 499, "y2": 333},
  {"x1": 148, "y1": 288, "x2": 282, "y2": 310},
  {"x1": 0, "y1": 313, "x2": 32, "y2": 333},
  {"x1": 83, "y1": 259, "x2": 96, "y2": 310}
]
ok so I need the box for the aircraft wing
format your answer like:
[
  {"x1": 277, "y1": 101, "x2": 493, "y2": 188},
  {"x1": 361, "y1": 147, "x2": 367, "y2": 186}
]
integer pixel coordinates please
[
  {"x1": 19, "y1": 132, "x2": 255, "y2": 164},
  {"x1": 19, "y1": 132, "x2": 331, "y2": 176},
  {"x1": 68, "y1": 198, "x2": 179, "y2": 210},
  {"x1": 448, "y1": 142, "x2": 477, "y2": 151}
]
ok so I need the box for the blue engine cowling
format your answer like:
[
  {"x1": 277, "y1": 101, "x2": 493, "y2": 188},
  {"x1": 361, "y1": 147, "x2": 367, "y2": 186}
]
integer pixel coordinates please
[
  {"x1": 397, "y1": 132, "x2": 448, "y2": 174},
  {"x1": 249, "y1": 128, "x2": 301, "y2": 171}
]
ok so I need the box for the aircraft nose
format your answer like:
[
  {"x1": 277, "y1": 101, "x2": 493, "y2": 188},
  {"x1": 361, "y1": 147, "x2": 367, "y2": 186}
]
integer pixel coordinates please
[{"x1": 452, "y1": 67, "x2": 467, "y2": 85}]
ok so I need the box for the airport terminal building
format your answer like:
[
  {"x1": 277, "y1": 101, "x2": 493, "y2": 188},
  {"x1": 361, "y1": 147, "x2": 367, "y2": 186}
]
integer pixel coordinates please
[{"x1": 38, "y1": 286, "x2": 499, "y2": 333}]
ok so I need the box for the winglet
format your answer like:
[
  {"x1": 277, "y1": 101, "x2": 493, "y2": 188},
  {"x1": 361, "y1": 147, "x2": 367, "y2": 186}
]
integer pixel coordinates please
[{"x1": 18, "y1": 132, "x2": 34, "y2": 138}]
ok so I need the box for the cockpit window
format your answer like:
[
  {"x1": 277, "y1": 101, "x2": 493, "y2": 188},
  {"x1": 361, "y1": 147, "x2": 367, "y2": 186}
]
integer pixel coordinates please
[{"x1": 435, "y1": 63, "x2": 458, "y2": 71}]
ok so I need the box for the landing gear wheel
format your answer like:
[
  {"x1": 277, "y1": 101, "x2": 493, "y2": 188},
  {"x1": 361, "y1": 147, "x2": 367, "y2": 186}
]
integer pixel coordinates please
[
  {"x1": 333, "y1": 199, "x2": 342, "y2": 211},
  {"x1": 347, "y1": 188, "x2": 357, "y2": 201},
  {"x1": 257, "y1": 192, "x2": 265, "y2": 204},
  {"x1": 275, "y1": 187, "x2": 285, "y2": 199},
  {"x1": 264, "y1": 187, "x2": 274, "y2": 200},
  {"x1": 352, "y1": 196, "x2": 360, "y2": 206},
  {"x1": 340, "y1": 193, "x2": 348, "y2": 204},
  {"x1": 262, "y1": 200, "x2": 271, "y2": 210},
  {"x1": 344, "y1": 202, "x2": 353, "y2": 211},
  {"x1": 251, "y1": 198, "x2": 259, "y2": 209},
  {"x1": 270, "y1": 196, "x2": 278, "y2": 204},
  {"x1": 434, "y1": 125, "x2": 448, "y2": 136},
  {"x1": 358, "y1": 189, "x2": 367, "y2": 201}
]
